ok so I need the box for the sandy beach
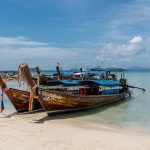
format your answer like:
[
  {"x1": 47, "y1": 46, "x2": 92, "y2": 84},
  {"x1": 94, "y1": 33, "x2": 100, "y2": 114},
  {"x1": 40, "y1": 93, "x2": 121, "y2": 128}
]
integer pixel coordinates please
[{"x1": 0, "y1": 111, "x2": 150, "y2": 150}]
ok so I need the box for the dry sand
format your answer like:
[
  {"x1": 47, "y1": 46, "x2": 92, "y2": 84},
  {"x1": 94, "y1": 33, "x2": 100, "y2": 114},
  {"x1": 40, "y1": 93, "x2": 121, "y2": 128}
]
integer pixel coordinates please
[{"x1": 0, "y1": 111, "x2": 150, "y2": 150}]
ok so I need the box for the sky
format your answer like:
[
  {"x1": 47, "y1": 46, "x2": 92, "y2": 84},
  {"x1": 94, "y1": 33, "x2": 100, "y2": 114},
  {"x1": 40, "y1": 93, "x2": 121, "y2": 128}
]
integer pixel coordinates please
[{"x1": 0, "y1": 0, "x2": 150, "y2": 70}]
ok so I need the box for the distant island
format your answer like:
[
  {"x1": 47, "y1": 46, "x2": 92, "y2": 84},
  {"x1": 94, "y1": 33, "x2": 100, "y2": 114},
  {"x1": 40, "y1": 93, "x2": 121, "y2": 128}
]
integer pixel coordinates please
[{"x1": 126, "y1": 66, "x2": 150, "y2": 71}]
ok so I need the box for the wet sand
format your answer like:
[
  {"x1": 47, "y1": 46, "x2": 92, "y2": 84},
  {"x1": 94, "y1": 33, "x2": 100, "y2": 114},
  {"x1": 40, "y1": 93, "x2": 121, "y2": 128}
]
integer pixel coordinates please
[{"x1": 0, "y1": 111, "x2": 150, "y2": 150}]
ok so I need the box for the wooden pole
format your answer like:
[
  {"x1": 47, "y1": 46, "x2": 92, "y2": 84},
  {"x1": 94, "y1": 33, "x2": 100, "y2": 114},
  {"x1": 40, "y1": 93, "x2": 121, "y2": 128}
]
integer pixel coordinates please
[
  {"x1": 56, "y1": 65, "x2": 62, "y2": 80},
  {"x1": 36, "y1": 67, "x2": 40, "y2": 85}
]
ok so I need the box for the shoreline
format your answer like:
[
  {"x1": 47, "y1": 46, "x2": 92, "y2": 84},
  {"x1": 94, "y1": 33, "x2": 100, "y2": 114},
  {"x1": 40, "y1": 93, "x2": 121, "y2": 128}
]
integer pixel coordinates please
[
  {"x1": 1, "y1": 74, "x2": 150, "y2": 149},
  {"x1": 77, "y1": 116, "x2": 150, "y2": 134},
  {"x1": 3, "y1": 98, "x2": 150, "y2": 134},
  {"x1": 0, "y1": 111, "x2": 150, "y2": 150},
  {"x1": 4, "y1": 101, "x2": 150, "y2": 134}
]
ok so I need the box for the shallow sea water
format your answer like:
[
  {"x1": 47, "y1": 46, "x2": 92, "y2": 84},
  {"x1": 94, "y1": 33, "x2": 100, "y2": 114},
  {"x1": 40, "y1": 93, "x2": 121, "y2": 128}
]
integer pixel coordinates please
[
  {"x1": 2, "y1": 71, "x2": 150, "y2": 129},
  {"x1": 76, "y1": 71, "x2": 150, "y2": 129}
]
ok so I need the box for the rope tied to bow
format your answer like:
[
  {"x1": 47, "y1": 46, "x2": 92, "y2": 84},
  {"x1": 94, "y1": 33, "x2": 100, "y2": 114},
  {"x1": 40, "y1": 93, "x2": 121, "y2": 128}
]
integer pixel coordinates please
[
  {"x1": 29, "y1": 85, "x2": 40, "y2": 111},
  {"x1": 32, "y1": 85, "x2": 40, "y2": 96}
]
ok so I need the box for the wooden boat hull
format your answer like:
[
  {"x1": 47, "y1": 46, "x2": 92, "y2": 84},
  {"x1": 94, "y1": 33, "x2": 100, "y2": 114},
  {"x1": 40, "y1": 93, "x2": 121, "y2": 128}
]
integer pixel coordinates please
[
  {"x1": 0, "y1": 75, "x2": 43, "y2": 113},
  {"x1": 18, "y1": 63, "x2": 127, "y2": 115},
  {"x1": 38, "y1": 91, "x2": 126, "y2": 114},
  {"x1": 7, "y1": 88, "x2": 43, "y2": 113}
]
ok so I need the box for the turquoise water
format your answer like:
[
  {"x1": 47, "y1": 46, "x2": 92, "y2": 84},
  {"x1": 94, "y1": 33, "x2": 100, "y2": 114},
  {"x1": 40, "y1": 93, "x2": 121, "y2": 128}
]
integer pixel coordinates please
[
  {"x1": 2, "y1": 82, "x2": 28, "y2": 114},
  {"x1": 2, "y1": 71, "x2": 150, "y2": 129},
  {"x1": 77, "y1": 71, "x2": 150, "y2": 129}
]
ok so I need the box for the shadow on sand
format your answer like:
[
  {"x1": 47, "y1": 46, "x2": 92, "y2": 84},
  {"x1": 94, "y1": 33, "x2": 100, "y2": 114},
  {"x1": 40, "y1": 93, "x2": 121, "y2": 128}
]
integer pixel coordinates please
[{"x1": 33, "y1": 96, "x2": 133, "y2": 124}]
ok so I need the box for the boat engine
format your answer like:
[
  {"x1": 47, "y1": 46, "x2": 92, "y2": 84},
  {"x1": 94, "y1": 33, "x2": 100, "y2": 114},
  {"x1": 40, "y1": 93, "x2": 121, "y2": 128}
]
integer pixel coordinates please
[{"x1": 119, "y1": 78, "x2": 132, "y2": 96}]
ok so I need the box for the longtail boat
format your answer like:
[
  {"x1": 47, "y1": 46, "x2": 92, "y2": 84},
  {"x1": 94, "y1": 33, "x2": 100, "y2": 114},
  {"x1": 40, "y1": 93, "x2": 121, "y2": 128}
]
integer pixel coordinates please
[
  {"x1": 54, "y1": 63, "x2": 75, "y2": 80},
  {"x1": 18, "y1": 63, "x2": 128, "y2": 115},
  {"x1": 34, "y1": 66, "x2": 55, "y2": 85},
  {"x1": 0, "y1": 75, "x2": 43, "y2": 113},
  {"x1": 32, "y1": 64, "x2": 74, "y2": 86}
]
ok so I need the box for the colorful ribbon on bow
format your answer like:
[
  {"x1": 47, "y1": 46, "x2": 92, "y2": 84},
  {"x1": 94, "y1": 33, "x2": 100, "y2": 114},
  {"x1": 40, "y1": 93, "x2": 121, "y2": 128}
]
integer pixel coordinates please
[{"x1": 0, "y1": 83, "x2": 9, "y2": 113}]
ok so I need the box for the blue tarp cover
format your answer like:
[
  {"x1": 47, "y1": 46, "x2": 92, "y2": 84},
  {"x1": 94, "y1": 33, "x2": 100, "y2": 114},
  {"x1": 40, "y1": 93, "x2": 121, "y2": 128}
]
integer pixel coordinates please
[
  {"x1": 91, "y1": 80, "x2": 120, "y2": 86},
  {"x1": 47, "y1": 80, "x2": 79, "y2": 86},
  {"x1": 48, "y1": 80, "x2": 120, "y2": 86},
  {"x1": 91, "y1": 68, "x2": 105, "y2": 71},
  {"x1": 58, "y1": 80, "x2": 80, "y2": 86},
  {"x1": 80, "y1": 80, "x2": 120, "y2": 86}
]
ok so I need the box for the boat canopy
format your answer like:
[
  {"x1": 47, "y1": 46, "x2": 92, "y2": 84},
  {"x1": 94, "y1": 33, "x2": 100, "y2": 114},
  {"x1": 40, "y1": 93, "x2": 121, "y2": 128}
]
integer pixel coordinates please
[
  {"x1": 47, "y1": 80, "x2": 120, "y2": 86},
  {"x1": 90, "y1": 68, "x2": 105, "y2": 71},
  {"x1": 58, "y1": 80, "x2": 80, "y2": 86},
  {"x1": 47, "y1": 80, "x2": 79, "y2": 86},
  {"x1": 80, "y1": 80, "x2": 120, "y2": 87},
  {"x1": 91, "y1": 80, "x2": 120, "y2": 86}
]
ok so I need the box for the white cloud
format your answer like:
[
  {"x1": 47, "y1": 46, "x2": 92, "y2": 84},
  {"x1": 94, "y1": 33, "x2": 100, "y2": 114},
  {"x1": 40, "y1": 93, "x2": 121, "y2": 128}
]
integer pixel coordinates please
[
  {"x1": 0, "y1": 35, "x2": 149, "y2": 70},
  {"x1": 0, "y1": 36, "x2": 78, "y2": 70},
  {"x1": 129, "y1": 36, "x2": 143, "y2": 44},
  {"x1": 0, "y1": 36, "x2": 47, "y2": 46},
  {"x1": 96, "y1": 36, "x2": 144, "y2": 60},
  {"x1": 105, "y1": 0, "x2": 150, "y2": 41}
]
